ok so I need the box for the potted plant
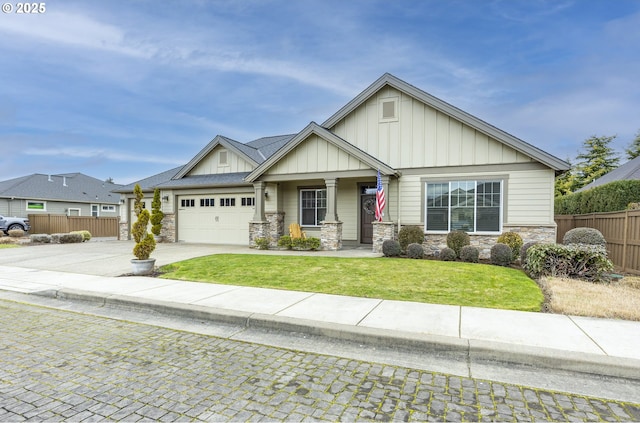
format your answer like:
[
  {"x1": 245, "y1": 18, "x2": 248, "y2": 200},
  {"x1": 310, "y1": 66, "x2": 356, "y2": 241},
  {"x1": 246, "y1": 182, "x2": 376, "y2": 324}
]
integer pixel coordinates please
[
  {"x1": 150, "y1": 188, "x2": 164, "y2": 242},
  {"x1": 131, "y1": 184, "x2": 156, "y2": 275}
]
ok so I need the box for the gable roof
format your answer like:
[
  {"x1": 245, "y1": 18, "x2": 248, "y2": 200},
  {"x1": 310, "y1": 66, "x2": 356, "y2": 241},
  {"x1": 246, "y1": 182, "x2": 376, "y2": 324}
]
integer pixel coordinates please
[
  {"x1": 578, "y1": 156, "x2": 640, "y2": 191},
  {"x1": 0, "y1": 173, "x2": 123, "y2": 204},
  {"x1": 245, "y1": 122, "x2": 399, "y2": 182},
  {"x1": 173, "y1": 134, "x2": 295, "y2": 180},
  {"x1": 323, "y1": 73, "x2": 570, "y2": 172}
]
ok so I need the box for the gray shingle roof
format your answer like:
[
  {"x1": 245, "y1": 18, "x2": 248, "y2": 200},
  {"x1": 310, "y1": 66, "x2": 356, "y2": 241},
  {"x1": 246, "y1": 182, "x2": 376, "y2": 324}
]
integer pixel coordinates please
[
  {"x1": 0, "y1": 173, "x2": 123, "y2": 204},
  {"x1": 578, "y1": 156, "x2": 640, "y2": 191},
  {"x1": 113, "y1": 166, "x2": 184, "y2": 193},
  {"x1": 159, "y1": 172, "x2": 251, "y2": 188}
]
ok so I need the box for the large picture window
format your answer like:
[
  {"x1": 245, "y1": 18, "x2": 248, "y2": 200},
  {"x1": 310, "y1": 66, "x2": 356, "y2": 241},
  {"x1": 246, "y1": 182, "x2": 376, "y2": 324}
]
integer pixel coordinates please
[
  {"x1": 425, "y1": 180, "x2": 502, "y2": 233},
  {"x1": 300, "y1": 189, "x2": 326, "y2": 226}
]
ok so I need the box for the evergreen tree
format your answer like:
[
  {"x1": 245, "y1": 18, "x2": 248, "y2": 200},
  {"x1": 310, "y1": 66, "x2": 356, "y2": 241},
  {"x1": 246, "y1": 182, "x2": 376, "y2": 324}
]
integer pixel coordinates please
[
  {"x1": 554, "y1": 158, "x2": 578, "y2": 196},
  {"x1": 625, "y1": 130, "x2": 640, "y2": 160},
  {"x1": 574, "y1": 135, "x2": 620, "y2": 190}
]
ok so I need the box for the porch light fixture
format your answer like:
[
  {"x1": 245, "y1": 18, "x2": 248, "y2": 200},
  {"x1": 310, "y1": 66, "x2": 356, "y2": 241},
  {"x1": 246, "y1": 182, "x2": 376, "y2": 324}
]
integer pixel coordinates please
[
  {"x1": 264, "y1": 191, "x2": 269, "y2": 198},
  {"x1": 162, "y1": 196, "x2": 169, "y2": 202}
]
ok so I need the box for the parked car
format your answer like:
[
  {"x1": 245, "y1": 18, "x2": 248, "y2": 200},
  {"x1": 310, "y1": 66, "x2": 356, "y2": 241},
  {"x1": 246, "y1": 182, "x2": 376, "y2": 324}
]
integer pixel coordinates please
[{"x1": 0, "y1": 215, "x2": 30, "y2": 234}]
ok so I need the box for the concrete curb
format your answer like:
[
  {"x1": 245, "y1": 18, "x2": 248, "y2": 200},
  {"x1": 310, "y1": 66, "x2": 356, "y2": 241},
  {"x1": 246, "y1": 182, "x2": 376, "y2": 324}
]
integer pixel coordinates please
[{"x1": 33, "y1": 288, "x2": 640, "y2": 381}]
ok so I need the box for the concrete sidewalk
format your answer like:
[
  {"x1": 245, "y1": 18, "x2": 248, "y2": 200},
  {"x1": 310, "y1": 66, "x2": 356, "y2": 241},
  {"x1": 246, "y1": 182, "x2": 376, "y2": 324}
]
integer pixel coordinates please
[{"x1": 0, "y1": 240, "x2": 639, "y2": 383}]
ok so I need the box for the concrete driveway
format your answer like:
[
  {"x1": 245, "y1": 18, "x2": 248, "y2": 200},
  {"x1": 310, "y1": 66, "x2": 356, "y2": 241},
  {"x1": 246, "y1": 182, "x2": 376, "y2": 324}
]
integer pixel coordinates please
[
  {"x1": 0, "y1": 239, "x2": 379, "y2": 276},
  {"x1": 0, "y1": 240, "x2": 246, "y2": 276}
]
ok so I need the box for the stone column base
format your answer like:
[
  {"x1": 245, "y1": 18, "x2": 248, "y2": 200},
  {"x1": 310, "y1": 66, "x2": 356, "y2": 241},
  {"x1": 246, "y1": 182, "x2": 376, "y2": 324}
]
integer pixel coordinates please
[
  {"x1": 321, "y1": 221, "x2": 343, "y2": 251},
  {"x1": 160, "y1": 213, "x2": 176, "y2": 243},
  {"x1": 249, "y1": 221, "x2": 271, "y2": 248},
  {"x1": 372, "y1": 221, "x2": 397, "y2": 253},
  {"x1": 119, "y1": 222, "x2": 129, "y2": 241},
  {"x1": 266, "y1": 211, "x2": 285, "y2": 246}
]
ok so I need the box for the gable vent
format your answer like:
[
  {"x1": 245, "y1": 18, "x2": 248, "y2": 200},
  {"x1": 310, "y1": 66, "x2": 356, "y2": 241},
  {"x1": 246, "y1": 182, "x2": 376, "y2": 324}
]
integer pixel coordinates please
[{"x1": 380, "y1": 97, "x2": 398, "y2": 122}]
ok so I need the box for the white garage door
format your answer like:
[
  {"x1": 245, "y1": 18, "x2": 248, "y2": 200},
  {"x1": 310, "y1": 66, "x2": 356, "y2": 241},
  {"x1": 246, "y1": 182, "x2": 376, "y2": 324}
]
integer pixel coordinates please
[{"x1": 177, "y1": 194, "x2": 255, "y2": 244}]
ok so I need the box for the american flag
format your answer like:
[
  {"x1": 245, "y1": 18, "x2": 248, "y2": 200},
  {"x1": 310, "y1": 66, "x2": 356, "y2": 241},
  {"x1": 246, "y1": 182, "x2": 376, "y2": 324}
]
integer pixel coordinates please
[{"x1": 375, "y1": 170, "x2": 386, "y2": 222}]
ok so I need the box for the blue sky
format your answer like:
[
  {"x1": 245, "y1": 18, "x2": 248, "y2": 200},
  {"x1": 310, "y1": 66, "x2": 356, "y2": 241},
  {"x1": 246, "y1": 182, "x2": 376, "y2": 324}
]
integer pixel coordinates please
[{"x1": 1, "y1": 0, "x2": 639, "y2": 185}]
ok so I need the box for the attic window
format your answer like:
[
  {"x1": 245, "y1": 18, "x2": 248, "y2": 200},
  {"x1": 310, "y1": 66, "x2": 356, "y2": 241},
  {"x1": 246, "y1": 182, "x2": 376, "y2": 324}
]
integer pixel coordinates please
[
  {"x1": 219, "y1": 150, "x2": 228, "y2": 166},
  {"x1": 380, "y1": 97, "x2": 398, "y2": 122}
]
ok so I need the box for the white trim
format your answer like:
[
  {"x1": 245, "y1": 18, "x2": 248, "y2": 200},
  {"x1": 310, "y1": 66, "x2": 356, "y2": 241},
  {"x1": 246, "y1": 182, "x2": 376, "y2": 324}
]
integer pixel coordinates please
[
  {"x1": 26, "y1": 200, "x2": 46, "y2": 211},
  {"x1": 424, "y1": 180, "x2": 503, "y2": 234},
  {"x1": 91, "y1": 204, "x2": 99, "y2": 217},
  {"x1": 67, "y1": 208, "x2": 81, "y2": 216}
]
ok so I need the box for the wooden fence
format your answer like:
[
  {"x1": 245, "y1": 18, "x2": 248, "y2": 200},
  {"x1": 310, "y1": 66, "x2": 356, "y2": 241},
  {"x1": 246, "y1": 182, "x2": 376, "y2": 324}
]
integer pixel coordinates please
[
  {"x1": 28, "y1": 214, "x2": 120, "y2": 238},
  {"x1": 555, "y1": 210, "x2": 640, "y2": 275}
]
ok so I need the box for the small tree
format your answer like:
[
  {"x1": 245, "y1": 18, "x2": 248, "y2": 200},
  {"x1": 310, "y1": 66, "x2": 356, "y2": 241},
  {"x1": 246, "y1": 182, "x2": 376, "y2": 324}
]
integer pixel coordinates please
[
  {"x1": 626, "y1": 129, "x2": 640, "y2": 160},
  {"x1": 132, "y1": 184, "x2": 156, "y2": 260},
  {"x1": 574, "y1": 135, "x2": 620, "y2": 190},
  {"x1": 150, "y1": 188, "x2": 164, "y2": 237}
]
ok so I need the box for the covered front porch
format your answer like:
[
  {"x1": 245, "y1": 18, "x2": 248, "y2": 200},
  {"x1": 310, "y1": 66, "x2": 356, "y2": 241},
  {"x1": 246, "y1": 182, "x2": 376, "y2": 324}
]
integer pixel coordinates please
[{"x1": 248, "y1": 171, "x2": 395, "y2": 251}]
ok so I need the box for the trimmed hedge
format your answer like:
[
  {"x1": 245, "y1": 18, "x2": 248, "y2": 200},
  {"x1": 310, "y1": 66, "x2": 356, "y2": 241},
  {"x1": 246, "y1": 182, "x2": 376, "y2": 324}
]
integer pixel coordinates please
[
  {"x1": 523, "y1": 243, "x2": 613, "y2": 282},
  {"x1": 406, "y1": 243, "x2": 425, "y2": 259},
  {"x1": 382, "y1": 240, "x2": 401, "y2": 257},
  {"x1": 555, "y1": 180, "x2": 640, "y2": 214}
]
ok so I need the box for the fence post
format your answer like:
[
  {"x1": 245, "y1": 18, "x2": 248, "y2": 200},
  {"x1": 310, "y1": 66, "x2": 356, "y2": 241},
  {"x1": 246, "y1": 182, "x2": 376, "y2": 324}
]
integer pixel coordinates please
[{"x1": 622, "y1": 210, "x2": 629, "y2": 272}]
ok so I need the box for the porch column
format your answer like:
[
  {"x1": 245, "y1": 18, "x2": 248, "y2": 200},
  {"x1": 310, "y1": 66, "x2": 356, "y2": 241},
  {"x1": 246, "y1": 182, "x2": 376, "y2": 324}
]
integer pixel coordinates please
[
  {"x1": 253, "y1": 181, "x2": 267, "y2": 222},
  {"x1": 324, "y1": 178, "x2": 338, "y2": 221}
]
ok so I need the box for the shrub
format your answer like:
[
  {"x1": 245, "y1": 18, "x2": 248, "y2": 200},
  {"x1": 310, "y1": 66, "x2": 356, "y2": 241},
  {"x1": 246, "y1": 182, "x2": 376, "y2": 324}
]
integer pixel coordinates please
[
  {"x1": 523, "y1": 243, "x2": 613, "y2": 282},
  {"x1": 0, "y1": 237, "x2": 15, "y2": 244},
  {"x1": 291, "y1": 237, "x2": 321, "y2": 251},
  {"x1": 497, "y1": 232, "x2": 523, "y2": 262},
  {"x1": 555, "y1": 180, "x2": 640, "y2": 214},
  {"x1": 305, "y1": 237, "x2": 321, "y2": 251},
  {"x1": 8, "y1": 229, "x2": 25, "y2": 238},
  {"x1": 71, "y1": 230, "x2": 91, "y2": 242},
  {"x1": 439, "y1": 247, "x2": 457, "y2": 261},
  {"x1": 491, "y1": 243, "x2": 513, "y2": 267},
  {"x1": 460, "y1": 245, "x2": 479, "y2": 263},
  {"x1": 520, "y1": 241, "x2": 538, "y2": 265},
  {"x1": 562, "y1": 227, "x2": 606, "y2": 247},
  {"x1": 446, "y1": 230, "x2": 470, "y2": 257},
  {"x1": 254, "y1": 237, "x2": 270, "y2": 250},
  {"x1": 150, "y1": 188, "x2": 164, "y2": 237},
  {"x1": 398, "y1": 226, "x2": 424, "y2": 252},
  {"x1": 132, "y1": 184, "x2": 156, "y2": 260},
  {"x1": 406, "y1": 243, "x2": 425, "y2": 259},
  {"x1": 59, "y1": 233, "x2": 84, "y2": 244},
  {"x1": 30, "y1": 234, "x2": 52, "y2": 243},
  {"x1": 277, "y1": 235, "x2": 292, "y2": 250},
  {"x1": 382, "y1": 240, "x2": 401, "y2": 257}
]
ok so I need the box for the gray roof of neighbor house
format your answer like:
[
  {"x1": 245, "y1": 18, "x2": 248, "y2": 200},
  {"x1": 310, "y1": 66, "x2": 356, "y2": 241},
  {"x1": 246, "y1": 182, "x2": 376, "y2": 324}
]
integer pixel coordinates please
[
  {"x1": 0, "y1": 173, "x2": 123, "y2": 204},
  {"x1": 578, "y1": 156, "x2": 640, "y2": 191},
  {"x1": 113, "y1": 166, "x2": 184, "y2": 193}
]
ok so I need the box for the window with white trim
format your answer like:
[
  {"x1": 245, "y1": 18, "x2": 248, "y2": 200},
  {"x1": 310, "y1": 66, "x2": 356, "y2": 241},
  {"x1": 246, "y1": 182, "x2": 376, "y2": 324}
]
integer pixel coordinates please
[
  {"x1": 425, "y1": 180, "x2": 502, "y2": 233},
  {"x1": 200, "y1": 198, "x2": 215, "y2": 207},
  {"x1": 181, "y1": 199, "x2": 195, "y2": 207},
  {"x1": 300, "y1": 189, "x2": 326, "y2": 226},
  {"x1": 241, "y1": 197, "x2": 255, "y2": 207},
  {"x1": 26, "y1": 201, "x2": 46, "y2": 211},
  {"x1": 101, "y1": 205, "x2": 116, "y2": 212}
]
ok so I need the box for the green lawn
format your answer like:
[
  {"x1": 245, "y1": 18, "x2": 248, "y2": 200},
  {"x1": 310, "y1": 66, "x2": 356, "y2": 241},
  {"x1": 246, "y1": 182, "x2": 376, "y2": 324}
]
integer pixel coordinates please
[
  {"x1": 160, "y1": 254, "x2": 543, "y2": 312},
  {"x1": 0, "y1": 244, "x2": 18, "y2": 249}
]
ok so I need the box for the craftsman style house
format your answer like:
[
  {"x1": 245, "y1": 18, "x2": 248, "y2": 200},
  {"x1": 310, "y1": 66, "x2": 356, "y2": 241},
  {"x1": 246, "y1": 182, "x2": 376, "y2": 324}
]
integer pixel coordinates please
[{"x1": 116, "y1": 74, "x2": 569, "y2": 254}]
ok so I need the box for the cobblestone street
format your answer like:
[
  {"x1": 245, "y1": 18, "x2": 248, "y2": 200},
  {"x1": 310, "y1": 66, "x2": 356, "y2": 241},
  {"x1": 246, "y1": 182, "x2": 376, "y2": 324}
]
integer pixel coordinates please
[{"x1": 1, "y1": 300, "x2": 639, "y2": 422}]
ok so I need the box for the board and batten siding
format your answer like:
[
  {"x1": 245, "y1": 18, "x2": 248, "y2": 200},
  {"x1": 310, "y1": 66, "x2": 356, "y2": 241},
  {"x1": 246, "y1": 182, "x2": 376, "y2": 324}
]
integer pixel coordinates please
[
  {"x1": 265, "y1": 134, "x2": 370, "y2": 175},
  {"x1": 330, "y1": 86, "x2": 534, "y2": 170},
  {"x1": 396, "y1": 168, "x2": 556, "y2": 227},
  {"x1": 188, "y1": 146, "x2": 254, "y2": 175}
]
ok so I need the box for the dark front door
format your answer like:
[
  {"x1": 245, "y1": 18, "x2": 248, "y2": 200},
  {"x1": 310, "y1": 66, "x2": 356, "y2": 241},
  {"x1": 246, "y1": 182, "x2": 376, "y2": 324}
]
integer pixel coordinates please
[{"x1": 361, "y1": 193, "x2": 376, "y2": 244}]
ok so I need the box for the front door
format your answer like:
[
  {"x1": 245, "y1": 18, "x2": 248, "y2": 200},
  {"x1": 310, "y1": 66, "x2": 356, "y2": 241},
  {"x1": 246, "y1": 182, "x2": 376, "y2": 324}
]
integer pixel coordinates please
[{"x1": 361, "y1": 187, "x2": 377, "y2": 244}]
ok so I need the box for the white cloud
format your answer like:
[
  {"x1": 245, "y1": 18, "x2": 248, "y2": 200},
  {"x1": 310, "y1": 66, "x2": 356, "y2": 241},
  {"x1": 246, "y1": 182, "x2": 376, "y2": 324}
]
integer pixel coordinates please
[{"x1": 24, "y1": 147, "x2": 187, "y2": 166}]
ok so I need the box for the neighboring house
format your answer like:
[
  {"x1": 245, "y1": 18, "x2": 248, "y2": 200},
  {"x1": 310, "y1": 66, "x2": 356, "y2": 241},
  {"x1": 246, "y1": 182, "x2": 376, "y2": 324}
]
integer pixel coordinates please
[
  {"x1": 578, "y1": 155, "x2": 640, "y2": 192},
  {"x1": 0, "y1": 173, "x2": 123, "y2": 218},
  {"x1": 116, "y1": 73, "x2": 569, "y2": 254}
]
